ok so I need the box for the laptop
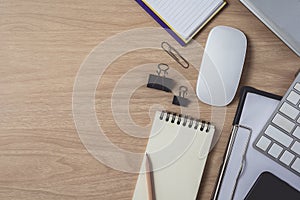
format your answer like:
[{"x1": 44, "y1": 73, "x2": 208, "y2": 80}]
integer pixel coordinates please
[
  {"x1": 252, "y1": 73, "x2": 300, "y2": 198},
  {"x1": 240, "y1": 0, "x2": 300, "y2": 57}
]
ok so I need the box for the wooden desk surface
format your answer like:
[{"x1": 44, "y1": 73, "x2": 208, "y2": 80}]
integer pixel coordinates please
[{"x1": 0, "y1": 0, "x2": 299, "y2": 199}]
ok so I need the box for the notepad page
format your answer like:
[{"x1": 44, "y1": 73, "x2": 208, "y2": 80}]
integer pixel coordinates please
[
  {"x1": 144, "y1": 0, "x2": 224, "y2": 39},
  {"x1": 132, "y1": 111, "x2": 215, "y2": 200}
]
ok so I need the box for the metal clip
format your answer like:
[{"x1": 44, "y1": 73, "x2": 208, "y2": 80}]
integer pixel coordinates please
[
  {"x1": 156, "y1": 63, "x2": 169, "y2": 77},
  {"x1": 161, "y1": 41, "x2": 189, "y2": 69},
  {"x1": 179, "y1": 86, "x2": 188, "y2": 98},
  {"x1": 230, "y1": 125, "x2": 252, "y2": 200},
  {"x1": 172, "y1": 86, "x2": 190, "y2": 107}
]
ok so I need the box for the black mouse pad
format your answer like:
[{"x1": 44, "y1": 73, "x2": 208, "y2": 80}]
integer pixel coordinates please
[{"x1": 245, "y1": 172, "x2": 300, "y2": 200}]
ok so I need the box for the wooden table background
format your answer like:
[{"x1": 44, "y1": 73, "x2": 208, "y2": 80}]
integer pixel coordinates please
[{"x1": 0, "y1": 0, "x2": 299, "y2": 199}]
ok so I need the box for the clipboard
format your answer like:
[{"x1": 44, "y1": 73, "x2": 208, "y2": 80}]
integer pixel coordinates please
[{"x1": 211, "y1": 86, "x2": 300, "y2": 200}]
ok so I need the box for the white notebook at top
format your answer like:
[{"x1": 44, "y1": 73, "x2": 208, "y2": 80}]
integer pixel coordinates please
[
  {"x1": 142, "y1": 0, "x2": 225, "y2": 40},
  {"x1": 132, "y1": 111, "x2": 215, "y2": 200}
]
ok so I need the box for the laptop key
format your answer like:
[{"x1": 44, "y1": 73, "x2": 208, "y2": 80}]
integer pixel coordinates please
[
  {"x1": 291, "y1": 141, "x2": 300, "y2": 155},
  {"x1": 256, "y1": 136, "x2": 271, "y2": 151},
  {"x1": 265, "y1": 125, "x2": 293, "y2": 147},
  {"x1": 272, "y1": 113, "x2": 295, "y2": 133},
  {"x1": 279, "y1": 150, "x2": 295, "y2": 166},
  {"x1": 279, "y1": 102, "x2": 299, "y2": 120},
  {"x1": 287, "y1": 91, "x2": 300, "y2": 105},
  {"x1": 291, "y1": 158, "x2": 300, "y2": 173},
  {"x1": 268, "y1": 143, "x2": 283, "y2": 158},
  {"x1": 294, "y1": 83, "x2": 300, "y2": 92},
  {"x1": 293, "y1": 127, "x2": 300, "y2": 139}
]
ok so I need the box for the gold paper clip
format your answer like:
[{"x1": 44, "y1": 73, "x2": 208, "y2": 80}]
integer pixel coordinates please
[{"x1": 161, "y1": 42, "x2": 189, "y2": 69}]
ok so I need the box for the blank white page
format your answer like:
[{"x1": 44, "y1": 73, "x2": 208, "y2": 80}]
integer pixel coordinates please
[{"x1": 144, "y1": 0, "x2": 224, "y2": 39}]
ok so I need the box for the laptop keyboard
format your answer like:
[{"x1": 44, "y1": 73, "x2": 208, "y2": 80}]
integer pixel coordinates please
[{"x1": 254, "y1": 73, "x2": 300, "y2": 177}]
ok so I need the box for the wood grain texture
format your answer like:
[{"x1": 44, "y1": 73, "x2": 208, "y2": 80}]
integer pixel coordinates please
[{"x1": 0, "y1": 0, "x2": 299, "y2": 199}]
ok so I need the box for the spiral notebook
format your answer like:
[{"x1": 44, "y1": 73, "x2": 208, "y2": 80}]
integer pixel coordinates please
[{"x1": 132, "y1": 111, "x2": 215, "y2": 200}]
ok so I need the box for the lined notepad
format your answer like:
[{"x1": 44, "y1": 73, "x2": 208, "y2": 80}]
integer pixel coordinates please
[
  {"x1": 140, "y1": 0, "x2": 226, "y2": 44},
  {"x1": 132, "y1": 111, "x2": 215, "y2": 200}
]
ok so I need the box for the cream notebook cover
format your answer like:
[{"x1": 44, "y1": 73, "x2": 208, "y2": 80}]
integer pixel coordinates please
[{"x1": 132, "y1": 111, "x2": 215, "y2": 200}]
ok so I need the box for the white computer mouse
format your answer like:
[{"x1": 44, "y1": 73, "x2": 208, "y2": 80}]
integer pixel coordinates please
[{"x1": 196, "y1": 26, "x2": 247, "y2": 106}]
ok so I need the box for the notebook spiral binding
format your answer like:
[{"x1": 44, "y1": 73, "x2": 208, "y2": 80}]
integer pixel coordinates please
[{"x1": 159, "y1": 110, "x2": 211, "y2": 132}]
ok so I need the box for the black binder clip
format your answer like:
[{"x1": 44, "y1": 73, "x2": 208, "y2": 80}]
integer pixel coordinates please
[
  {"x1": 172, "y1": 86, "x2": 190, "y2": 107},
  {"x1": 147, "y1": 63, "x2": 174, "y2": 92}
]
